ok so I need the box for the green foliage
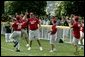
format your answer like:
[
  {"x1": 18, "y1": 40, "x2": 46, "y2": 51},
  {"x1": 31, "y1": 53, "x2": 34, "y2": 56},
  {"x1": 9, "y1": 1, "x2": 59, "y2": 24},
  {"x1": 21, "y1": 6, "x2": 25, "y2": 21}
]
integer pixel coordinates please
[
  {"x1": 1, "y1": 14, "x2": 12, "y2": 22},
  {"x1": 55, "y1": 1, "x2": 84, "y2": 17},
  {"x1": 4, "y1": 1, "x2": 47, "y2": 16}
]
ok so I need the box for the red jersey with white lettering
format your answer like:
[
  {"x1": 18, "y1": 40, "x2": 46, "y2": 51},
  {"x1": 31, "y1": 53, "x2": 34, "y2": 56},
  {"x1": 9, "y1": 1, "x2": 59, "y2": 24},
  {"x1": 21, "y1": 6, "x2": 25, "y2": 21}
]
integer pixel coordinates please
[
  {"x1": 12, "y1": 20, "x2": 22, "y2": 31},
  {"x1": 72, "y1": 21, "x2": 80, "y2": 39},
  {"x1": 27, "y1": 17, "x2": 40, "y2": 30},
  {"x1": 51, "y1": 24, "x2": 57, "y2": 35}
]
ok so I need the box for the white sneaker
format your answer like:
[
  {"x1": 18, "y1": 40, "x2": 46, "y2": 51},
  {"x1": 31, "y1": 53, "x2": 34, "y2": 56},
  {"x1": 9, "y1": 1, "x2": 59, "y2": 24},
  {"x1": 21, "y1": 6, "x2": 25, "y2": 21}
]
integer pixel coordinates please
[
  {"x1": 53, "y1": 48, "x2": 56, "y2": 51},
  {"x1": 50, "y1": 50, "x2": 53, "y2": 52},
  {"x1": 26, "y1": 44, "x2": 29, "y2": 47},
  {"x1": 39, "y1": 47, "x2": 43, "y2": 51},
  {"x1": 27, "y1": 47, "x2": 31, "y2": 50},
  {"x1": 79, "y1": 46, "x2": 84, "y2": 50}
]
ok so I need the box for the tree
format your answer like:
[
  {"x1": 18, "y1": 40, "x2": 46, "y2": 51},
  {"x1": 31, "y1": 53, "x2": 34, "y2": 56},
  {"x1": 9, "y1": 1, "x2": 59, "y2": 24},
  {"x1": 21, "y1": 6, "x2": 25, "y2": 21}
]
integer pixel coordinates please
[
  {"x1": 72, "y1": 1, "x2": 84, "y2": 16},
  {"x1": 4, "y1": 1, "x2": 47, "y2": 16},
  {"x1": 55, "y1": 1, "x2": 84, "y2": 17},
  {"x1": 1, "y1": 1, "x2": 4, "y2": 14}
]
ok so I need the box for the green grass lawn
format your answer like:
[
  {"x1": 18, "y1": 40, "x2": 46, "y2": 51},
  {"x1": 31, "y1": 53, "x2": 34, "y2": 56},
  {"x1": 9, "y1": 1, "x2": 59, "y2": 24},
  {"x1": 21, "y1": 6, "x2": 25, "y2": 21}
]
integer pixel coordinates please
[{"x1": 1, "y1": 35, "x2": 84, "y2": 56}]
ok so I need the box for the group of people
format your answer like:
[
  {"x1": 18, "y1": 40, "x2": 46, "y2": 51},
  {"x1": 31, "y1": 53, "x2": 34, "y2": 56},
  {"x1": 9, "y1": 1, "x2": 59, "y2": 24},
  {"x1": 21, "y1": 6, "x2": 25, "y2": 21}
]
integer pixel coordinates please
[
  {"x1": 3, "y1": 11, "x2": 84, "y2": 53},
  {"x1": 38, "y1": 15, "x2": 73, "y2": 26},
  {"x1": 4, "y1": 12, "x2": 43, "y2": 52}
]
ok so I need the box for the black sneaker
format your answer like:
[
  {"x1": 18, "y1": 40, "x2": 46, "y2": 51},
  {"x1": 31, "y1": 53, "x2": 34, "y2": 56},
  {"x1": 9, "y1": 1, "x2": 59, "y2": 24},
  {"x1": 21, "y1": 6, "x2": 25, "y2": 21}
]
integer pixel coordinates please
[
  {"x1": 74, "y1": 51, "x2": 79, "y2": 55},
  {"x1": 16, "y1": 50, "x2": 20, "y2": 52},
  {"x1": 14, "y1": 42, "x2": 18, "y2": 47}
]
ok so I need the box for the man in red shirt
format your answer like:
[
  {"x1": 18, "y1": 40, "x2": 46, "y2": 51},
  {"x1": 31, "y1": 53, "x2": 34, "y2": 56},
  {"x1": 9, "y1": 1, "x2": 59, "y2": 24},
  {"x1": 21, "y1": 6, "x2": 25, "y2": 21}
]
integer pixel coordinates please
[
  {"x1": 10, "y1": 16, "x2": 22, "y2": 52},
  {"x1": 20, "y1": 12, "x2": 29, "y2": 47},
  {"x1": 48, "y1": 20, "x2": 57, "y2": 52},
  {"x1": 27, "y1": 12, "x2": 43, "y2": 51},
  {"x1": 71, "y1": 16, "x2": 81, "y2": 54}
]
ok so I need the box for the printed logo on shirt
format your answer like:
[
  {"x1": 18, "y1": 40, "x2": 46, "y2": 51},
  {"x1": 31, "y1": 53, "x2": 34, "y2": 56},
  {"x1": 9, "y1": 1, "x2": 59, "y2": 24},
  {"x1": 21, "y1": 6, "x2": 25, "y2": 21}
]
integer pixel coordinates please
[{"x1": 30, "y1": 20, "x2": 36, "y2": 24}]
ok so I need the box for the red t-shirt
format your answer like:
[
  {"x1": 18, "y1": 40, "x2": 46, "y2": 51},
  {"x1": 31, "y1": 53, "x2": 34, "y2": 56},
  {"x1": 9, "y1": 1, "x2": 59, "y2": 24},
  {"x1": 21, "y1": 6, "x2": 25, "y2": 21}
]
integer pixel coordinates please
[
  {"x1": 51, "y1": 25, "x2": 57, "y2": 35},
  {"x1": 72, "y1": 22, "x2": 80, "y2": 39},
  {"x1": 21, "y1": 19, "x2": 28, "y2": 29},
  {"x1": 27, "y1": 17, "x2": 40, "y2": 30},
  {"x1": 12, "y1": 20, "x2": 22, "y2": 31}
]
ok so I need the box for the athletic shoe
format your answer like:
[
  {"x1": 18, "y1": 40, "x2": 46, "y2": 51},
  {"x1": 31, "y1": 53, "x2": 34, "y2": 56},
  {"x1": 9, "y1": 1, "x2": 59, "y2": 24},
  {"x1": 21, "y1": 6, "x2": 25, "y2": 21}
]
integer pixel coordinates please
[
  {"x1": 27, "y1": 47, "x2": 31, "y2": 50},
  {"x1": 26, "y1": 44, "x2": 29, "y2": 47},
  {"x1": 39, "y1": 47, "x2": 43, "y2": 51},
  {"x1": 53, "y1": 48, "x2": 56, "y2": 51},
  {"x1": 79, "y1": 46, "x2": 84, "y2": 50},
  {"x1": 16, "y1": 49, "x2": 20, "y2": 52},
  {"x1": 74, "y1": 51, "x2": 79, "y2": 55},
  {"x1": 78, "y1": 46, "x2": 84, "y2": 50},
  {"x1": 50, "y1": 50, "x2": 53, "y2": 52}
]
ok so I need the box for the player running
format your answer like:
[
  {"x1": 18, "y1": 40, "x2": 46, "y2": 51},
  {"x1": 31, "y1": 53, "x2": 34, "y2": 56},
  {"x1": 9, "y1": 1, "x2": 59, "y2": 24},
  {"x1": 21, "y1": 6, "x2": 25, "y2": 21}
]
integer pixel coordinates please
[
  {"x1": 10, "y1": 16, "x2": 22, "y2": 52},
  {"x1": 48, "y1": 20, "x2": 57, "y2": 52},
  {"x1": 70, "y1": 16, "x2": 81, "y2": 54}
]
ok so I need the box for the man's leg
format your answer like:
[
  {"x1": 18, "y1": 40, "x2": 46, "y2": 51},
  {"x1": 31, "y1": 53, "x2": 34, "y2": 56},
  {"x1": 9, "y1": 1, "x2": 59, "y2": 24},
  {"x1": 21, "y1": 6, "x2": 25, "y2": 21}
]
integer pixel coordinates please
[
  {"x1": 9, "y1": 32, "x2": 14, "y2": 42},
  {"x1": 80, "y1": 37, "x2": 84, "y2": 49},
  {"x1": 8, "y1": 33, "x2": 11, "y2": 42},
  {"x1": 22, "y1": 29, "x2": 29, "y2": 47},
  {"x1": 37, "y1": 40, "x2": 41, "y2": 47},
  {"x1": 37, "y1": 39, "x2": 43, "y2": 51},
  {"x1": 29, "y1": 40, "x2": 32, "y2": 47},
  {"x1": 80, "y1": 37, "x2": 83, "y2": 46},
  {"x1": 13, "y1": 31, "x2": 21, "y2": 52},
  {"x1": 50, "y1": 35, "x2": 56, "y2": 52},
  {"x1": 27, "y1": 30, "x2": 33, "y2": 50},
  {"x1": 11, "y1": 31, "x2": 18, "y2": 47},
  {"x1": 80, "y1": 31, "x2": 84, "y2": 49},
  {"x1": 35, "y1": 29, "x2": 43, "y2": 51},
  {"x1": 5, "y1": 33, "x2": 8, "y2": 42},
  {"x1": 24, "y1": 30, "x2": 29, "y2": 46},
  {"x1": 73, "y1": 37, "x2": 79, "y2": 54},
  {"x1": 51, "y1": 44, "x2": 54, "y2": 50},
  {"x1": 27, "y1": 40, "x2": 32, "y2": 50},
  {"x1": 16, "y1": 31, "x2": 21, "y2": 52}
]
